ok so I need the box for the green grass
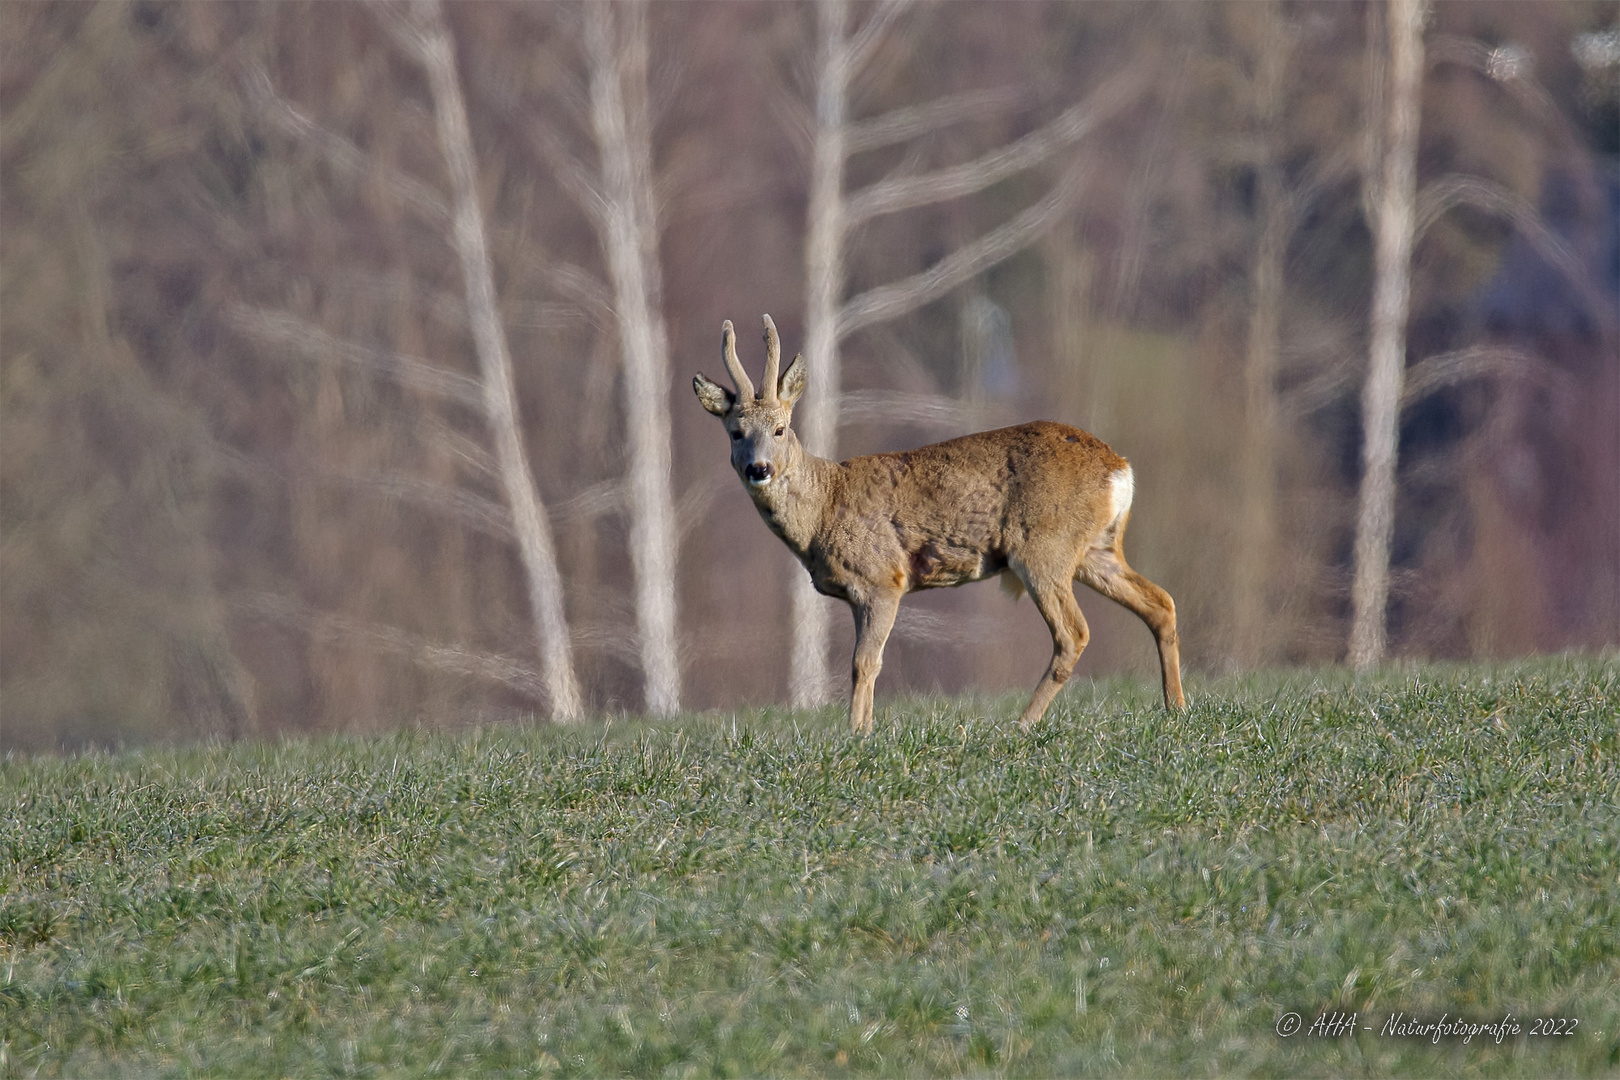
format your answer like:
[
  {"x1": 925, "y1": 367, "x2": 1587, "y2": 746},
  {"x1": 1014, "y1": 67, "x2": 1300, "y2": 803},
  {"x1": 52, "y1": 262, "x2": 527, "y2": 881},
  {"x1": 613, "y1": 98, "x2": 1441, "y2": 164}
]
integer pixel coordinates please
[{"x1": 2, "y1": 658, "x2": 1618, "y2": 1078}]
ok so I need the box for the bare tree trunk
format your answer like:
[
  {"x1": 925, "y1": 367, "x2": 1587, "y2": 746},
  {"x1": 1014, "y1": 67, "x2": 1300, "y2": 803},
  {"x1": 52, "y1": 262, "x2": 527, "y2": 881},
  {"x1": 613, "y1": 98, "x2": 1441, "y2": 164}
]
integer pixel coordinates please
[
  {"x1": 583, "y1": 0, "x2": 682, "y2": 716},
  {"x1": 411, "y1": 0, "x2": 583, "y2": 718},
  {"x1": 1230, "y1": 1, "x2": 1291, "y2": 669},
  {"x1": 790, "y1": 0, "x2": 855, "y2": 708},
  {"x1": 1348, "y1": 0, "x2": 1426, "y2": 670}
]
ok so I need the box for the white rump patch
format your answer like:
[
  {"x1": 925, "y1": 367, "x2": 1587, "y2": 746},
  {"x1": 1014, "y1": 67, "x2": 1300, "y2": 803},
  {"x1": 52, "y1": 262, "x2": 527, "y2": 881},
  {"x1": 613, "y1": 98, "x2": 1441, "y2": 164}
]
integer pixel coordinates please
[{"x1": 1108, "y1": 466, "x2": 1135, "y2": 528}]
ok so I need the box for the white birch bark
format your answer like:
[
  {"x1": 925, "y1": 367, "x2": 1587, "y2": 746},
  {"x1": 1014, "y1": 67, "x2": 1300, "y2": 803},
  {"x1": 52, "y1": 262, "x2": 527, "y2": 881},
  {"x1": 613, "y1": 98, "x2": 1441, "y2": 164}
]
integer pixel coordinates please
[
  {"x1": 583, "y1": 0, "x2": 682, "y2": 715},
  {"x1": 410, "y1": 0, "x2": 584, "y2": 718},
  {"x1": 1348, "y1": 0, "x2": 1426, "y2": 670},
  {"x1": 789, "y1": 0, "x2": 856, "y2": 707}
]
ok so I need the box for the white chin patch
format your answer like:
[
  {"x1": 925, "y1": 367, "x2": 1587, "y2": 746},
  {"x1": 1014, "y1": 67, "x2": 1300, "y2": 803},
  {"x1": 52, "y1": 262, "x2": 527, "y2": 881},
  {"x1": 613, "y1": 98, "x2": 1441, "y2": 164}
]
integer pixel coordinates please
[{"x1": 747, "y1": 475, "x2": 773, "y2": 488}]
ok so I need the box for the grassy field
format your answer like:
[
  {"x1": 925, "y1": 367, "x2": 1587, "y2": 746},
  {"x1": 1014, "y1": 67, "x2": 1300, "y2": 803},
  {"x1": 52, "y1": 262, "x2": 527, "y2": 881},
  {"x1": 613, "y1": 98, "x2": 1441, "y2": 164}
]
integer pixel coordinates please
[{"x1": 2, "y1": 658, "x2": 1618, "y2": 1078}]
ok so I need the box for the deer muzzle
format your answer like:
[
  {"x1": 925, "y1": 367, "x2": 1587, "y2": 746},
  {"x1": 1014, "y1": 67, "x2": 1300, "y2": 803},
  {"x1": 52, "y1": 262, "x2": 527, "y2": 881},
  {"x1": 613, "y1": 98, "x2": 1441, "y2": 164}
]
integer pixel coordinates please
[{"x1": 744, "y1": 462, "x2": 775, "y2": 486}]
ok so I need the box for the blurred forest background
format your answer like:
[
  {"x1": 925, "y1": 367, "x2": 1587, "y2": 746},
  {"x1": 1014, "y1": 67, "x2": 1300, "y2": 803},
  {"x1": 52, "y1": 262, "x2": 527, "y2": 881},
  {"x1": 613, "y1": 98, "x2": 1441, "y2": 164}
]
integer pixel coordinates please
[{"x1": 2, "y1": 0, "x2": 1616, "y2": 751}]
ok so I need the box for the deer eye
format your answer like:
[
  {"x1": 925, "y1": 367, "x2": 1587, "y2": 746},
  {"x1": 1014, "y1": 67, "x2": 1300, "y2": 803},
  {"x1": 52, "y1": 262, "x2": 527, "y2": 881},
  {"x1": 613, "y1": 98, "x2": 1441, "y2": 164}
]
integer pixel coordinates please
[
  {"x1": 729, "y1": 430, "x2": 742, "y2": 441},
  {"x1": 774, "y1": 426, "x2": 785, "y2": 438}
]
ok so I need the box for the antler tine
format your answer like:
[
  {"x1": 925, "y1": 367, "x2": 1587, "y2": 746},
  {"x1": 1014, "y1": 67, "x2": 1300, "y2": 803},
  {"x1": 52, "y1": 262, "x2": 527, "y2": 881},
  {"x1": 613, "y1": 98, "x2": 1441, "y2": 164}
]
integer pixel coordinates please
[
  {"x1": 762, "y1": 314, "x2": 781, "y2": 402},
  {"x1": 721, "y1": 320, "x2": 755, "y2": 401}
]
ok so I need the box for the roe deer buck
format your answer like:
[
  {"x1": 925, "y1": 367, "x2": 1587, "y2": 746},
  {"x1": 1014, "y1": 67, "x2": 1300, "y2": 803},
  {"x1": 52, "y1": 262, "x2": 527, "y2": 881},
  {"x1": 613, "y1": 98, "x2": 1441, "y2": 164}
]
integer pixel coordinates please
[{"x1": 694, "y1": 316, "x2": 1186, "y2": 734}]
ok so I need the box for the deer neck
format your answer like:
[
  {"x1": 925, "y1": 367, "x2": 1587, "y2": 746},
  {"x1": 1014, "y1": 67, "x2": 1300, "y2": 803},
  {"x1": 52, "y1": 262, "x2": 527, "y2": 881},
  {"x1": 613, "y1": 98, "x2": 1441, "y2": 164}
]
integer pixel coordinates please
[{"x1": 744, "y1": 438, "x2": 839, "y2": 558}]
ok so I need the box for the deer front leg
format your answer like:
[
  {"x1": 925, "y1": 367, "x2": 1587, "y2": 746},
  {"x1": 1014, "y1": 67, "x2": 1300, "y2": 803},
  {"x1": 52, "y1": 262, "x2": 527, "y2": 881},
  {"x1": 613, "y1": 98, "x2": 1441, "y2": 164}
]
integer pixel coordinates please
[{"x1": 848, "y1": 589, "x2": 901, "y2": 735}]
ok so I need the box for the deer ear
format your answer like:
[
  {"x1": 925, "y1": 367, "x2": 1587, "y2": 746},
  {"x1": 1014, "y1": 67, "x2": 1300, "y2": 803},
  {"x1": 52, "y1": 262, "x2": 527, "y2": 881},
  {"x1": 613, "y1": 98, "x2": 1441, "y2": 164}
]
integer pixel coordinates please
[
  {"x1": 693, "y1": 373, "x2": 735, "y2": 416},
  {"x1": 778, "y1": 354, "x2": 807, "y2": 406}
]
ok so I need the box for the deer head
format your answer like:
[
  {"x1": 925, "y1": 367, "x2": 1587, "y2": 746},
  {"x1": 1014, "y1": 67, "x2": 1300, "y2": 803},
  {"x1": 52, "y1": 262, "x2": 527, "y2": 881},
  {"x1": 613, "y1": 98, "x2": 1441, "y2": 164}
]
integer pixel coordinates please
[{"x1": 694, "y1": 315, "x2": 807, "y2": 488}]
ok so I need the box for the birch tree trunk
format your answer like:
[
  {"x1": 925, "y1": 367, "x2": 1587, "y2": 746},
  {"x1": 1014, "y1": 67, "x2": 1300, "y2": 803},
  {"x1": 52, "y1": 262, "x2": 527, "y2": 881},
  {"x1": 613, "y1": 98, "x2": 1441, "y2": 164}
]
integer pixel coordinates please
[
  {"x1": 790, "y1": 0, "x2": 855, "y2": 708},
  {"x1": 583, "y1": 0, "x2": 682, "y2": 715},
  {"x1": 1348, "y1": 0, "x2": 1426, "y2": 670},
  {"x1": 411, "y1": 0, "x2": 583, "y2": 719}
]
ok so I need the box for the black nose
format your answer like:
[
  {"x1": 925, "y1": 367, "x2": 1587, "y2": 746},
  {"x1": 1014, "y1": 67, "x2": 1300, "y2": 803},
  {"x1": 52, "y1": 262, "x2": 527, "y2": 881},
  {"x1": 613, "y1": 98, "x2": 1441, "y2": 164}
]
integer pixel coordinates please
[{"x1": 745, "y1": 462, "x2": 774, "y2": 483}]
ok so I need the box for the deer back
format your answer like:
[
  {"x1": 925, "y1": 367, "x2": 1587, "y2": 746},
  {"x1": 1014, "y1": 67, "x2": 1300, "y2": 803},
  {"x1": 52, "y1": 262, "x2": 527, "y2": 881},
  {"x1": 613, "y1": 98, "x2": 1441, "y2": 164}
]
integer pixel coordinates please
[{"x1": 814, "y1": 420, "x2": 1130, "y2": 594}]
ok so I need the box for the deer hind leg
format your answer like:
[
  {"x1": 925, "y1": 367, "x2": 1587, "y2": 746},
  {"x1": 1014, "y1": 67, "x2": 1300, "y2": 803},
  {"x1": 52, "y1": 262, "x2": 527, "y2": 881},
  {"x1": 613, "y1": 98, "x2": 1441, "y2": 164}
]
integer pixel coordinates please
[
  {"x1": 848, "y1": 589, "x2": 901, "y2": 735},
  {"x1": 1078, "y1": 526, "x2": 1186, "y2": 710},
  {"x1": 1015, "y1": 562, "x2": 1091, "y2": 729}
]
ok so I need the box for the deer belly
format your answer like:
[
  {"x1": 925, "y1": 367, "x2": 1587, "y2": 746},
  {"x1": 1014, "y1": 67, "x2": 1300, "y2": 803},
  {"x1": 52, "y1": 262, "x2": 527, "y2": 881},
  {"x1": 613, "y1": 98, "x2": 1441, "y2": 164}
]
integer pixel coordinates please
[
  {"x1": 907, "y1": 542, "x2": 1002, "y2": 590},
  {"x1": 811, "y1": 576, "x2": 851, "y2": 601}
]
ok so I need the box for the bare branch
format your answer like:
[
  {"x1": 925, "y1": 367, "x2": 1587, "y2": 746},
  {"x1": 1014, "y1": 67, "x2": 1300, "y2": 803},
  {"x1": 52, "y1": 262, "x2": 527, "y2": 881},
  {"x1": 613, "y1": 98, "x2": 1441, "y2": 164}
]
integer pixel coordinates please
[
  {"x1": 838, "y1": 167, "x2": 1087, "y2": 339},
  {"x1": 1401, "y1": 385, "x2": 1527, "y2": 489},
  {"x1": 540, "y1": 254, "x2": 615, "y2": 323},
  {"x1": 1278, "y1": 365, "x2": 1355, "y2": 422},
  {"x1": 1274, "y1": 318, "x2": 1362, "y2": 421},
  {"x1": 661, "y1": 162, "x2": 781, "y2": 228},
  {"x1": 1418, "y1": 174, "x2": 1551, "y2": 249},
  {"x1": 310, "y1": 250, "x2": 593, "y2": 335},
  {"x1": 203, "y1": 434, "x2": 512, "y2": 539},
  {"x1": 241, "y1": 594, "x2": 550, "y2": 702},
  {"x1": 239, "y1": 60, "x2": 450, "y2": 226},
  {"x1": 845, "y1": 85, "x2": 1028, "y2": 154},
  {"x1": 367, "y1": 0, "x2": 431, "y2": 61},
  {"x1": 1427, "y1": 34, "x2": 1562, "y2": 126},
  {"x1": 504, "y1": 301, "x2": 598, "y2": 332},
  {"x1": 846, "y1": 72, "x2": 1138, "y2": 224},
  {"x1": 565, "y1": 621, "x2": 645, "y2": 665},
  {"x1": 529, "y1": 122, "x2": 612, "y2": 229},
  {"x1": 674, "y1": 474, "x2": 729, "y2": 543},
  {"x1": 893, "y1": 607, "x2": 1009, "y2": 648},
  {"x1": 836, "y1": 389, "x2": 1019, "y2": 430},
  {"x1": 226, "y1": 304, "x2": 485, "y2": 408},
  {"x1": 1416, "y1": 174, "x2": 1611, "y2": 334},
  {"x1": 1292, "y1": 145, "x2": 1362, "y2": 216},
  {"x1": 549, "y1": 479, "x2": 624, "y2": 526},
  {"x1": 844, "y1": 0, "x2": 913, "y2": 74},
  {"x1": 1401, "y1": 344, "x2": 1572, "y2": 409},
  {"x1": 344, "y1": 470, "x2": 514, "y2": 539},
  {"x1": 484, "y1": 220, "x2": 613, "y2": 324},
  {"x1": 768, "y1": 77, "x2": 816, "y2": 160},
  {"x1": 428, "y1": 418, "x2": 499, "y2": 482},
  {"x1": 305, "y1": 266, "x2": 468, "y2": 330}
]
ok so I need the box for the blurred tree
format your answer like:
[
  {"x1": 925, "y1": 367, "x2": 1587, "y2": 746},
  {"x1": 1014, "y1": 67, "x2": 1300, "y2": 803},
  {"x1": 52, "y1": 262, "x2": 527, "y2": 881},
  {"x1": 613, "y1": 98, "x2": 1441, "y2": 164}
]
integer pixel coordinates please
[
  {"x1": 495, "y1": 0, "x2": 686, "y2": 716},
  {"x1": 234, "y1": 0, "x2": 582, "y2": 720},
  {"x1": 1350, "y1": 0, "x2": 1426, "y2": 670},
  {"x1": 394, "y1": 0, "x2": 583, "y2": 717},
  {"x1": 0, "y1": 3, "x2": 254, "y2": 748},
  {"x1": 578, "y1": 0, "x2": 682, "y2": 716},
  {"x1": 1349, "y1": 0, "x2": 1615, "y2": 668}
]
